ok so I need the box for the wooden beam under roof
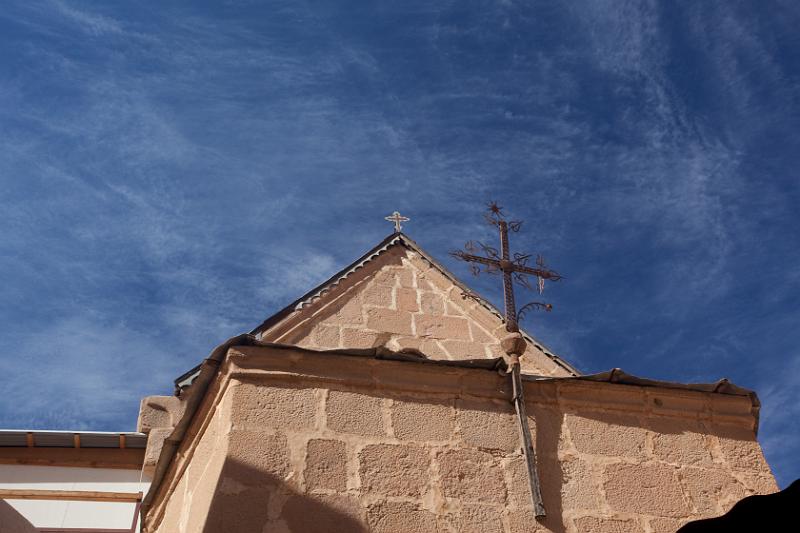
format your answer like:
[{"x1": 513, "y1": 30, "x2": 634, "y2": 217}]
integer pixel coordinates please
[{"x1": 0, "y1": 488, "x2": 142, "y2": 502}]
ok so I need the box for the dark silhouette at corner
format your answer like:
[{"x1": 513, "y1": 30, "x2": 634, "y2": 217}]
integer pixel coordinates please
[{"x1": 678, "y1": 479, "x2": 799, "y2": 532}]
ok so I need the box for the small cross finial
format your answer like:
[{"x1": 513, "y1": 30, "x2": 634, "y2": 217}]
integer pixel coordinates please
[{"x1": 384, "y1": 211, "x2": 409, "y2": 233}]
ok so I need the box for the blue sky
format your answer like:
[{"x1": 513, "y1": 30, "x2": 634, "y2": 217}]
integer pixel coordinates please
[{"x1": 0, "y1": 1, "x2": 798, "y2": 487}]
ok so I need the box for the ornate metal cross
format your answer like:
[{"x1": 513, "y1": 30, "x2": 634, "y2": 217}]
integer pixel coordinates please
[
  {"x1": 451, "y1": 202, "x2": 563, "y2": 519},
  {"x1": 450, "y1": 202, "x2": 562, "y2": 332},
  {"x1": 384, "y1": 211, "x2": 409, "y2": 233}
]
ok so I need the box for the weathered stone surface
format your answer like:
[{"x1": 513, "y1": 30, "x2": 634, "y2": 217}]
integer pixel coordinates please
[
  {"x1": 524, "y1": 382, "x2": 559, "y2": 405},
  {"x1": 285, "y1": 350, "x2": 374, "y2": 386},
  {"x1": 469, "y1": 322, "x2": 494, "y2": 343},
  {"x1": 332, "y1": 298, "x2": 364, "y2": 325},
  {"x1": 465, "y1": 304, "x2": 503, "y2": 334},
  {"x1": 396, "y1": 336, "x2": 424, "y2": 352},
  {"x1": 341, "y1": 328, "x2": 381, "y2": 349},
  {"x1": 203, "y1": 486, "x2": 272, "y2": 532},
  {"x1": 395, "y1": 266, "x2": 415, "y2": 288},
  {"x1": 648, "y1": 390, "x2": 705, "y2": 417},
  {"x1": 311, "y1": 324, "x2": 341, "y2": 348},
  {"x1": 437, "y1": 448, "x2": 506, "y2": 503},
  {"x1": 326, "y1": 390, "x2": 385, "y2": 437},
  {"x1": 558, "y1": 382, "x2": 646, "y2": 410},
  {"x1": 506, "y1": 455, "x2": 531, "y2": 508},
  {"x1": 441, "y1": 340, "x2": 486, "y2": 359},
  {"x1": 573, "y1": 516, "x2": 643, "y2": 533},
  {"x1": 681, "y1": 467, "x2": 748, "y2": 516},
  {"x1": 375, "y1": 362, "x2": 463, "y2": 395},
  {"x1": 184, "y1": 451, "x2": 226, "y2": 531},
  {"x1": 449, "y1": 505, "x2": 504, "y2": 533},
  {"x1": 373, "y1": 268, "x2": 401, "y2": 287},
  {"x1": 603, "y1": 462, "x2": 689, "y2": 517},
  {"x1": 283, "y1": 494, "x2": 366, "y2": 533},
  {"x1": 392, "y1": 398, "x2": 454, "y2": 441},
  {"x1": 420, "y1": 340, "x2": 450, "y2": 358},
  {"x1": 446, "y1": 287, "x2": 469, "y2": 309},
  {"x1": 158, "y1": 479, "x2": 185, "y2": 532},
  {"x1": 366, "y1": 307, "x2": 413, "y2": 335},
  {"x1": 716, "y1": 426, "x2": 770, "y2": 472},
  {"x1": 367, "y1": 501, "x2": 438, "y2": 533},
  {"x1": 359, "y1": 444, "x2": 430, "y2": 496},
  {"x1": 649, "y1": 418, "x2": 714, "y2": 466},
  {"x1": 534, "y1": 455, "x2": 600, "y2": 511},
  {"x1": 461, "y1": 370, "x2": 511, "y2": 399},
  {"x1": 648, "y1": 517, "x2": 689, "y2": 533},
  {"x1": 408, "y1": 253, "x2": 432, "y2": 275},
  {"x1": 500, "y1": 332, "x2": 527, "y2": 356},
  {"x1": 560, "y1": 457, "x2": 602, "y2": 510},
  {"x1": 487, "y1": 343, "x2": 510, "y2": 361},
  {"x1": 226, "y1": 431, "x2": 290, "y2": 483},
  {"x1": 738, "y1": 472, "x2": 779, "y2": 494},
  {"x1": 143, "y1": 427, "x2": 173, "y2": 476},
  {"x1": 533, "y1": 353, "x2": 564, "y2": 376},
  {"x1": 305, "y1": 439, "x2": 347, "y2": 491},
  {"x1": 417, "y1": 269, "x2": 452, "y2": 292},
  {"x1": 420, "y1": 292, "x2": 445, "y2": 315},
  {"x1": 186, "y1": 417, "x2": 224, "y2": 486},
  {"x1": 709, "y1": 393, "x2": 753, "y2": 419},
  {"x1": 506, "y1": 508, "x2": 549, "y2": 533},
  {"x1": 415, "y1": 315, "x2": 470, "y2": 340},
  {"x1": 137, "y1": 395, "x2": 184, "y2": 433},
  {"x1": 457, "y1": 399, "x2": 518, "y2": 453},
  {"x1": 397, "y1": 287, "x2": 420, "y2": 312},
  {"x1": 565, "y1": 412, "x2": 647, "y2": 458},
  {"x1": 362, "y1": 282, "x2": 393, "y2": 307},
  {"x1": 231, "y1": 384, "x2": 317, "y2": 430}
]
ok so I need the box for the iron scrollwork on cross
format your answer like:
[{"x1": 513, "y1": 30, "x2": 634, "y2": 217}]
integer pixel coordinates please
[{"x1": 450, "y1": 202, "x2": 562, "y2": 332}]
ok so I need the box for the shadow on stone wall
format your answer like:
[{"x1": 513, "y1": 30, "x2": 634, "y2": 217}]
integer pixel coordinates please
[
  {"x1": 0, "y1": 500, "x2": 37, "y2": 533},
  {"x1": 202, "y1": 458, "x2": 366, "y2": 533},
  {"x1": 533, "y1": 406, "x2": 567, "y2": 533},
  {"x1": 546, "y1": 402, "x2": 775, "y2": 528}
]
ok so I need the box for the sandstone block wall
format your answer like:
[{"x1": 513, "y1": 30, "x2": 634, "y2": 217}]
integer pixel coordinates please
[
  {"x1": 138, "y1": 395, "x2": 186, "y2": 477},
  {"x1": 146, "y1": 348, "x2": 776, "y2": 533},
  {"x1": 262, "y1": 245, "x2": 571, "y2": 376}
]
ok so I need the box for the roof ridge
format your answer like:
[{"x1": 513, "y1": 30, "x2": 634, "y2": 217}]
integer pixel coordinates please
[
  {"x1": 249, "y1": 232, "x2": 403, "y2": 336},
  {"x1": 249, "y1": 232, "x2": 580, "y2": 376}
]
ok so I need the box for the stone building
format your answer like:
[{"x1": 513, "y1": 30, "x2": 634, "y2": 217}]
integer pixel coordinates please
[
  {"x1": 1, "y1": 231, "x2": 778, "y2": 532},
  {"x1": 136, "y1": 232, "x2": 777, "y2": 532}
]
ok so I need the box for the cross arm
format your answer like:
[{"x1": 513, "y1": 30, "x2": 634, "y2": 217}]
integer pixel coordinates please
[
  {"x1": 450, "y1": 251, "x2": 501, "y2": 267},
  {"x1": 511, "y1": 264, "x2": 563, "y2": 281}
]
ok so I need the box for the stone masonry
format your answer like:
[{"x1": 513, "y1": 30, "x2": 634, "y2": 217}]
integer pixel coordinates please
[
  {"x1": 142, "y1": 346, "x2": 777, "y2": 533},
  {"x1": 260, "y1": 244, "x2": 572, "y2": 377},
  {"x1": 139, "y1": 237, "x2": 777, "y2": 532}
]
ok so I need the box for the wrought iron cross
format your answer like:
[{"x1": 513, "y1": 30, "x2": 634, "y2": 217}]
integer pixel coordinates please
[
  {"x1": 451, "y1": 201, "x2": 563, "y2": 518},
  {"x1": 450, "y1": 202, "x2": 562, "y2": 332},
  {"x1": 384, "y1": 211, "x2": 409, "y2": 233}
]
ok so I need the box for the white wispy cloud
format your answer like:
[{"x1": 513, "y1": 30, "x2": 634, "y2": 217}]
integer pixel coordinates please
[
  {"x1": 0, "y1": 314, "x2": 176, "y2": 430},
  {"x1": 49, "y1": 0, "x2": 124, "y2": 36}
]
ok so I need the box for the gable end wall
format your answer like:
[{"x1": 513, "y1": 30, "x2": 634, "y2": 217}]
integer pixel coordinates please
[{"x1": 261, "y1": 245, "x2": 571, "y2": 376}]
